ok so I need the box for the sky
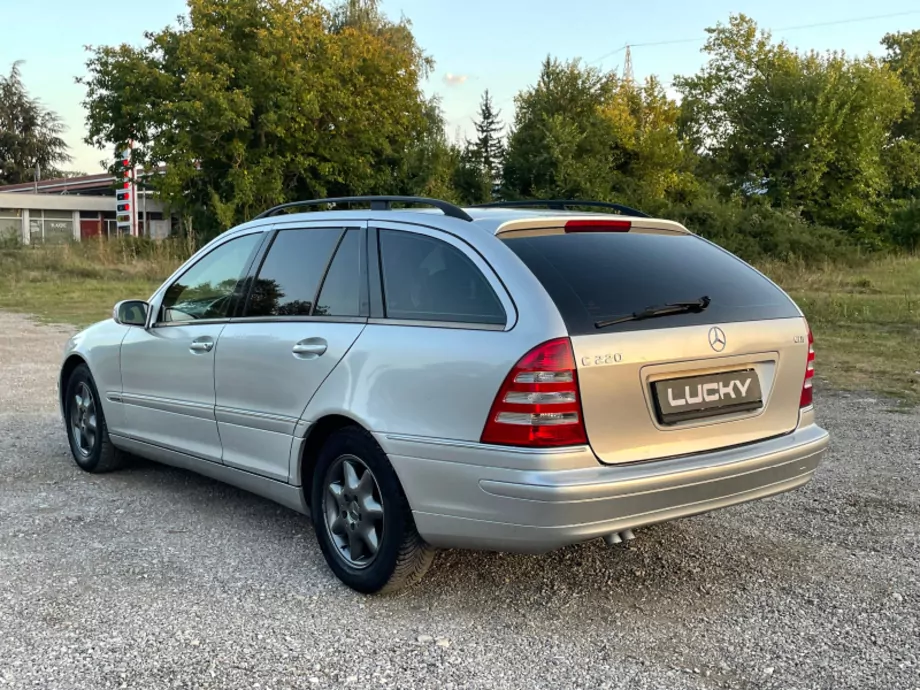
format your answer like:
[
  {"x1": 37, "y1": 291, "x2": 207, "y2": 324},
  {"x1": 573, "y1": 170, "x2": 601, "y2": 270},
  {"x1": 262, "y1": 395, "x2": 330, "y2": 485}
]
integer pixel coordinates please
[{"x1": 2, "y1": 0, "x2": 919, "y2": 174}]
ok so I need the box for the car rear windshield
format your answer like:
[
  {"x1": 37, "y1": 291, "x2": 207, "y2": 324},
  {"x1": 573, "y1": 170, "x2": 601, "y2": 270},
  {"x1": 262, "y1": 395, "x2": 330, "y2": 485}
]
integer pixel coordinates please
[{"x1": 503, "y1": 233, "x2": 800, "y2": 335}]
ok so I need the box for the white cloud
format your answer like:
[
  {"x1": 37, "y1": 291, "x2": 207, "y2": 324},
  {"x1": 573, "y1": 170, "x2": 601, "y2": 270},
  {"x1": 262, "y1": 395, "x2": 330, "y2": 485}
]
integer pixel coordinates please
[{"x1": 443, "y1": 73, "x2": 469, "y2": 86}]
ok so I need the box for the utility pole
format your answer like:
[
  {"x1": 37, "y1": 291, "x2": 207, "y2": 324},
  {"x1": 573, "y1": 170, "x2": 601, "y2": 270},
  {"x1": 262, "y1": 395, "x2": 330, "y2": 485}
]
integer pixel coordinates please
[{"x1": 624, "y1": 44, "x2": 634, "y2": 84}]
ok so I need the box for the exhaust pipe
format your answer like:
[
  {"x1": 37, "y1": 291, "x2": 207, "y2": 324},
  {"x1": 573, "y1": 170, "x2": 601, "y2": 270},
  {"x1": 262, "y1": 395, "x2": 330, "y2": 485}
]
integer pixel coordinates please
[{"x1": 603, "y1": 528, "x2": 635, "y2": 546}]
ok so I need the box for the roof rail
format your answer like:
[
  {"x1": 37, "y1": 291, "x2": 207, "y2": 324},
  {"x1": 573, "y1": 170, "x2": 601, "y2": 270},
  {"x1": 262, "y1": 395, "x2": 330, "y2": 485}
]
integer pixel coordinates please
[
  {"x1": 253, "y1": 195, "x2": 474, "y2": 222},
  {"x1": 471, "y1": 199, "x2": 650, "y2": 218}
]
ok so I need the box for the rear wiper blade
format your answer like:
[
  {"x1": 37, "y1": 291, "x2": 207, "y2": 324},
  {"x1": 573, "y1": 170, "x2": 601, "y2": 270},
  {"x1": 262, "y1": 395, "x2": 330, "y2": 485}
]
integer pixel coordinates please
[{"x1": 595, "y1": 296, "x2": 711, "y2": 329}]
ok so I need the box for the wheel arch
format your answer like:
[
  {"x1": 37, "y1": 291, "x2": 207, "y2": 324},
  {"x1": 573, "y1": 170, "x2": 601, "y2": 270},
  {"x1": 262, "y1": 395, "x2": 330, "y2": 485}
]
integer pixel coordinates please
[
  {"x1": 297, "y1": 414, "x2": 367, "y2": 507},
  {"x1": 59, "y1": 353, "x2": 89, "y2": 414}
]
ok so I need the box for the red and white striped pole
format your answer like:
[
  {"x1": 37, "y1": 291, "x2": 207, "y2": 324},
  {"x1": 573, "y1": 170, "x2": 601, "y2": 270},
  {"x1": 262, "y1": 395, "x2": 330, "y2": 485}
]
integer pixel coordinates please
[{"x1": 115, "y1": 141, "x2": 136, "y2": 236}]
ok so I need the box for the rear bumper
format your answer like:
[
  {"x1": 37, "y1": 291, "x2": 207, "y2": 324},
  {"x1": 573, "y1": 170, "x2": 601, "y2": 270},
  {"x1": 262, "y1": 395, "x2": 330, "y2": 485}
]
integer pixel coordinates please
[{"x1": 380, "y1": 422, "x2": 829, "y2": 553}]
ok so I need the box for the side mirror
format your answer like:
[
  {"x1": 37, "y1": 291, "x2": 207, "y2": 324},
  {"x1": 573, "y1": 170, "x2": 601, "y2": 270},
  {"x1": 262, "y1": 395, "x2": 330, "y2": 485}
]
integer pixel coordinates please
[{"x1": 113, "y1": 300, "x2": 149, "y2": 327}]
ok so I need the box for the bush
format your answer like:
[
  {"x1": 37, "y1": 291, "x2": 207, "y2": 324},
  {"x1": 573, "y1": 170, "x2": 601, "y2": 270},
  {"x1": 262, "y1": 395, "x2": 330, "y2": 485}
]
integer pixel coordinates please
[
  {"x1": 657, "y1": 196, "x2": 859, "y2": 265},
  {"x1": 884, "y1": 199, "x2": 920, "y2": 251}
]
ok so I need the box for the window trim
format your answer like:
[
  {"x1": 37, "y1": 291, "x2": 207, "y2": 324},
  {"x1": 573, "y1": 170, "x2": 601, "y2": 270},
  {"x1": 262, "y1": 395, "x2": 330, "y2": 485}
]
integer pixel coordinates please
[
  {"x1": 312, "y1": 226, "x2": 369, "y2": 319},
  {"x1": 148, "y1": 229, "x2": 270, "y2": 329},
  {"x1": 369, "y1": 221, "x2": 515, "y2": 331},
  {"x1": 366, "y1": 317, "x2": 505, "y2": 331},
  {"x1": 233, "y1": 221, "x2": 369, "y2": 323}
]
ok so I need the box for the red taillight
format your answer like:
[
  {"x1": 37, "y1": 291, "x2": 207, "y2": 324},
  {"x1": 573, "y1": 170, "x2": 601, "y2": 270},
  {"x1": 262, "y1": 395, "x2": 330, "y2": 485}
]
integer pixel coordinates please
[
  {"x1": 800, "y1": 325, "x2": 815, "y2": 408},
  {"x1": 564, "y1": 219, "x2": 631, "y2": 233},
  {"x1": 481, "y1": 338, "x2": 588, "y2": 447}
]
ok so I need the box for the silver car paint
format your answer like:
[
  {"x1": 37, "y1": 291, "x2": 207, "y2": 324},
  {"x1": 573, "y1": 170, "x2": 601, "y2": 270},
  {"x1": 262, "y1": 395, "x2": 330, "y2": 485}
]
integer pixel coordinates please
[
  {"x1": 119, "y1": 322, "x2": 227, "y2": 463},
  {"x1": 60, "y1": 319, "x2": 128, "y2": 428},
  {"x1": 392, "y1": 422, "x2": 827, "y2": 552},
  {"x1": 59, "y1": 207, "x2": 829, "y2": 554},
  {"x1": 293, "y1": 220, "x2": 567, "y2": 462},
  {"x1": 215, "y1": 319, "x2": 366, "y2": 480}
]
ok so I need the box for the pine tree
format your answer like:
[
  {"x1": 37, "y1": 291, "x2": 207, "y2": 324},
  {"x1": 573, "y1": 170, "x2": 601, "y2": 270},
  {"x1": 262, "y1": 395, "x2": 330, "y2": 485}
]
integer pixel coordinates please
[{"x1": 472, "y1": 90, "x2": 505, "y2": 192}]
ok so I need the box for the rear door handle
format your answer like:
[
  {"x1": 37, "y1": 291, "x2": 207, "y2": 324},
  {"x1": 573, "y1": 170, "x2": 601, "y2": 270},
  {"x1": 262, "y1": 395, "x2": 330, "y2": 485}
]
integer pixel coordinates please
[
  {"x1": 189, "y1": 337, "x2": 214, "y2": 353},
  {"x1": 292, "y1": 338, "x2": 327, "y2": 359}
]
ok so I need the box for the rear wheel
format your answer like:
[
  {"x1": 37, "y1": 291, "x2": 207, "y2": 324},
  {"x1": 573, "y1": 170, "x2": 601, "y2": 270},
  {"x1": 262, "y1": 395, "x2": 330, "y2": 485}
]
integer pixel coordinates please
[
  {"x1": 64, "y1": 364, "x2": 125, "y2": 473},
  {"x1": 310, "y1": 427, "x2": 434, "y2": 593}
]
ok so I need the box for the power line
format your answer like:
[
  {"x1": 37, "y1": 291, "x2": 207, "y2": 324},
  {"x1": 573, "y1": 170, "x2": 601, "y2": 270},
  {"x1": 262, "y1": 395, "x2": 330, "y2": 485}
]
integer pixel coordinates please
[
  {"x1": 453, "y1": 8, "x2": 920, "y2": 126},
  {"x1": 590, "y1": 9, "x2": 920, "y2": 67},
  {"x1": 772, "y1": 9, "x2": 920, "y2": 34}
]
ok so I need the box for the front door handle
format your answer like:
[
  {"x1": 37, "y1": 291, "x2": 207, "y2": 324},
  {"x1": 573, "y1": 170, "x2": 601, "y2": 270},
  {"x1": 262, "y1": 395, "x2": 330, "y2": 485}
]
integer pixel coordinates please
[
  {"x1": 292, "y1": 338, "x2": 327, "y2": 360},
  {"x1": 190, "y1": 337, "x2": 214, "y2": 354}
]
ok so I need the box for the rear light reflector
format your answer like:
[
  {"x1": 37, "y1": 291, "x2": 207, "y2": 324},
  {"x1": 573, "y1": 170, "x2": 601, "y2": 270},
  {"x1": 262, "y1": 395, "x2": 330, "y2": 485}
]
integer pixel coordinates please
[
  {"x1": 564, "y1": 219, "x2": 631, "y2": 232},
  {"x1": 800, "y1": 325, "x2": 815, "y2": 408},
  {"x1": 495, "y1": 412, "x2": 580, "y2": 425},
  {"x1": 503, "y1": 391, "x2": 577, "y2": 404},
  {"x1": 481, "y1": 338, "x2": 588, "y2": 447},
  {"x1": 514, "y1": 371, "x2": 572, "y2": 383}
]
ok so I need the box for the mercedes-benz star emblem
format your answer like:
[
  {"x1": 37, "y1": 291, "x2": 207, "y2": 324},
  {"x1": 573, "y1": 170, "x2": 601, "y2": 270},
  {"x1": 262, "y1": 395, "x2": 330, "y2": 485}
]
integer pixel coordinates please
[{"x1": 708, "y1": 326, "x2": 727, "y2": 352}]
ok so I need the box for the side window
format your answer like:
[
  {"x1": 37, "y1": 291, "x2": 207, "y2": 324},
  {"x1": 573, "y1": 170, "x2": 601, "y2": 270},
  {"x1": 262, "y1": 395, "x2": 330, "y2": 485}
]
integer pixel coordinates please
[
  {"x1": 245, "y1": 228, "x2": 342, "y2": 317},
  {"x1": 315, "y1": 229, "x2": 362, "y2": 317},
  {"x1": 378, "y1": 229, "x2": 506, "y2": 325},
  {"x1": 159, "y1": 233, "x2": 262, "y2": 323}
]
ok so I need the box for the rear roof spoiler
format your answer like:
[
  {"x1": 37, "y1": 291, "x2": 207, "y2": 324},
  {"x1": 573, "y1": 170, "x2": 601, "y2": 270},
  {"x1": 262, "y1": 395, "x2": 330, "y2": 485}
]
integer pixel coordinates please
[{"x1": 471, "y1": 199, "x2": 650, "y2": 218}]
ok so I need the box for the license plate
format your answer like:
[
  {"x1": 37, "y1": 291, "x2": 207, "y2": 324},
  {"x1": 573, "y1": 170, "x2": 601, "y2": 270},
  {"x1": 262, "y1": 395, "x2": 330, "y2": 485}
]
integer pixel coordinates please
[{"x1": 653, "y1": 369, "x2": 763, "y2": 425}]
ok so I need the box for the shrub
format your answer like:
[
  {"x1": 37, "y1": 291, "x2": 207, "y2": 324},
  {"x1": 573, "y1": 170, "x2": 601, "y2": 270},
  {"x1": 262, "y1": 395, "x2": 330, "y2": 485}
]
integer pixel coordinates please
[
  {"x1": 884, "y1": 199, "x2": 920, "y2": 251},
  {"x1": 657, "y1": 197, "x2": 859, "y2": 265}
]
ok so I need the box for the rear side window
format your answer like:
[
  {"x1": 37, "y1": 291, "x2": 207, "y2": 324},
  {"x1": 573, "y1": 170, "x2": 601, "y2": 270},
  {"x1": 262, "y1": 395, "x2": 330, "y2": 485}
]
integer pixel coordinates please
[
  {"x1": 246, "y1": 228, "x2": 342, "y2": 317},
  {"x1": 378, "y1": 229, "x2": 505, "y2": 325},
  {"x1": 315, "y1": 229, "x2": 362, "y2": 317},
  {"x1": 504, "y1": 233, "x2": 799, "y2": 335}
]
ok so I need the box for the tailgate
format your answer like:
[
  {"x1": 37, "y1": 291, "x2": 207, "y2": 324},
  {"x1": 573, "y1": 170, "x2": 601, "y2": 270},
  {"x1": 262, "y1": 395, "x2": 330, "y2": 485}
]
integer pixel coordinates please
[{"x1": 572, "y1": 318, "x2": 809, "y2": 464}]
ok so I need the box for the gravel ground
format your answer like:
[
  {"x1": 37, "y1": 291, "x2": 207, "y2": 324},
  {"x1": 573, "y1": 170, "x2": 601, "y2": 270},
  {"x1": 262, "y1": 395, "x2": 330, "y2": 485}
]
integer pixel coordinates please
[{"x1": 0, "y1": 310, "x2": 918, "y2": 690}]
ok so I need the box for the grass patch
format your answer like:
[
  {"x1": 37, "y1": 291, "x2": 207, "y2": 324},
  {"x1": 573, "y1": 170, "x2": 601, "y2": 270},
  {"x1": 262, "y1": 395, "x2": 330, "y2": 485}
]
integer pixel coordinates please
[
  {"x1": 759, "y1": 254, "x2": 920, "y2": 404},
  {"x1": 0, "y1": 239, "x2": 918, "y2": 403},
  {"x1": 0, "y1": 238, "x2": 188, "y2": 327}
]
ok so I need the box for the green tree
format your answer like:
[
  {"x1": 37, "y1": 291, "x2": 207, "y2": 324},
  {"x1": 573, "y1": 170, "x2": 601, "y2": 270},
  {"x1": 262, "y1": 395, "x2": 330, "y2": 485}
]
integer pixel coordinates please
[
  {"x1": 393, "y1": 96, "x2": 462, "y2": 202},
  {"x1": 447, "y1": 90, "x2": 505, "y2": 205},
  {"x1": 451, "y1": 141, "x2": 491, "y2": 204},
  {"x1": 676, "y1": 14, "x2": 910, "y2": 238},
  {"x1": 882, "y1": 30, "x2": 920, "y2": 141},
  {"x1": 881, "y1": 30, "x2": 920, "y2": 211},
  {"x1": 0, "y1": 61, "x2": 71, "y2": 185},
  {"x1": 80, "y1": 0, "x2": 434, "y2": 235},
  {"x1": 473, "y1": 90, "x2": 505, "y2": 189},
  {"x1": 502, "y1": 57, "x2": 691, "y2": 206}
]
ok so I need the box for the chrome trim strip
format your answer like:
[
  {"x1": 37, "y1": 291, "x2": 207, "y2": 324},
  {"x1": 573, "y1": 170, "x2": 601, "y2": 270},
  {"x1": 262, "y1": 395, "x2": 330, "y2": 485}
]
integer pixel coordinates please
[
  {"x1": 215, "y1": 406, "x2": 298, "y2": 434},
  {"x1": 227, "y1": 315, "x2": 368, "y2": 325},
  {"x1": 367, "y1": 318, "x2": 505, "y2": 332},
  {"x1": 119, "y1": 393, "x2": 215, "y2": 420},
  {"x1": 383, "y1": 433, "x2": 590, "y2": 455},
  {"x1": 151, "y1": 318, "x2": 230, "y2": 329}
]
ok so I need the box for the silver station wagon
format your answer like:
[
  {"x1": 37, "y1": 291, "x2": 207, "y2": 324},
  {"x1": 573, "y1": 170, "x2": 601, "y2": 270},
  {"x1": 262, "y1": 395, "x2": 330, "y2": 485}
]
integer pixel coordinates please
[{"x1": 59, "y1": 196, "x2": 829, "y2": 593}]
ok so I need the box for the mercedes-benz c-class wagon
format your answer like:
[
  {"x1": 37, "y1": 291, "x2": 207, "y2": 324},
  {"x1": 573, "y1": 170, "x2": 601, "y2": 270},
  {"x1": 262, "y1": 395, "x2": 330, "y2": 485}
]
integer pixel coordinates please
[{"x1": 59, "y1": 196, "x2": 829, "y2": 593}]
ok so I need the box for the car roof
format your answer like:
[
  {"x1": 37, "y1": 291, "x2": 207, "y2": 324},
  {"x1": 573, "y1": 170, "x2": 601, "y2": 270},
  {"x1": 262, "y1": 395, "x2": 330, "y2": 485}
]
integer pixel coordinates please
[{"x1": 227, "y1": 206, "x2": 691, "y2": 238}]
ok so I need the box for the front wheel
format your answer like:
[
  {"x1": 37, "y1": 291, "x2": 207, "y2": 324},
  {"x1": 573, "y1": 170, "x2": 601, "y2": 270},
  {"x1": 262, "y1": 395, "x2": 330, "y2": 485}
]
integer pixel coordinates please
[
  {"x1": 64, "y1": 364, "x2": 125, "y2": 473},
  {"x1": 310, "y1": 427, "x2": 434, "y2": 593}
]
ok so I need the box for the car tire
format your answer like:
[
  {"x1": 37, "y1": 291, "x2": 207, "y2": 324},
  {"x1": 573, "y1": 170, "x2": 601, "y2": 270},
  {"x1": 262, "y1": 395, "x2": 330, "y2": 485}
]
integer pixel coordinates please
[
  {"x1": 310, "y1": 426, "x2": 434, "y2": 594},
  {"x1": 64, "y1": 363, "x2": 126, "y2": 473}
]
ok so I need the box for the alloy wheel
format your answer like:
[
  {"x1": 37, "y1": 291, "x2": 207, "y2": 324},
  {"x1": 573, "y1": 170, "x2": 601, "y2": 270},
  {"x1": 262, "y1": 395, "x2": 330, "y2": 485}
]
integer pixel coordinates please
[
  {"x1": 70, "y1": 382, "x2": 98, "y2": 458},
  {"x1": 322, "y1": 454, "x2": 385, "y2": 568}
]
